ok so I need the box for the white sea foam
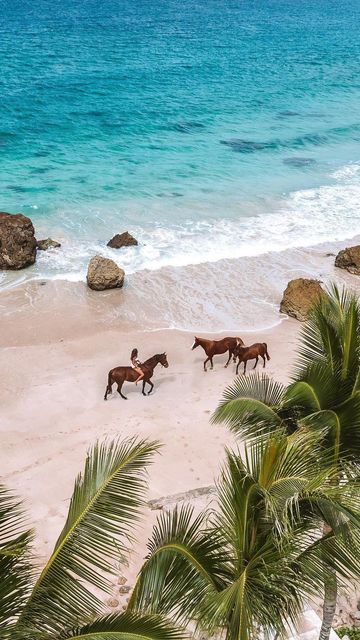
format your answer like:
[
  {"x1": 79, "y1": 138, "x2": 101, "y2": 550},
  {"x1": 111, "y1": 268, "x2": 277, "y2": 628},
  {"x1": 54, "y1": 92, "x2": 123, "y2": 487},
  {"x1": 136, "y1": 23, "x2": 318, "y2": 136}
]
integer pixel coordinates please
[{"x1": 2, "y1": 161, "x2": 360, "y2": 289}]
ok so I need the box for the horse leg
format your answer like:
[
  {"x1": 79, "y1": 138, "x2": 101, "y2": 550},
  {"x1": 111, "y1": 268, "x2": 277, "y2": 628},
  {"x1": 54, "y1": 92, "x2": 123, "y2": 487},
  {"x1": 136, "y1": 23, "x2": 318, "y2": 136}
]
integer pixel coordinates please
[
  {"x1": 104, "y1": 383, "x2": 112, "y2": 401},
  {"x1": 117, "y1": 382, "x2": 127, "y2": 400},
  {"x1": 104, "y1": 372, "x2": 113, "y2": 400},
  {"x1": 210, "y1": 356, "x2": 214, "y2": 370},
  {"x1": 147, "y1": 380, "x2": 154, "y2": 395},
  {"x1": 262, "y1": 355, "x2": 266, "y2": 367},
  {"x1": 225, "y1": 350, "x2": 232, "y2": 368},
  {"x1": 243, "y1": 360, "x2": 247, "y2": 375},
  {"x1": 204, "y1": 357, "x2": 210, "y2": 372},
  {"x1": 253, "y1": 357, "x2": 259, "y2": 369},
  {"x1": 142, "y1": 380, "x2": 147, "y2": 396}
]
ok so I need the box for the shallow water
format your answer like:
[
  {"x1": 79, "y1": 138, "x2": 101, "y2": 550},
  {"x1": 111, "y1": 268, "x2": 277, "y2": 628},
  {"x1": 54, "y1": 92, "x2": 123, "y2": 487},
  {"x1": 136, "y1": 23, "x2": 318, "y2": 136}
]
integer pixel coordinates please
[{"x1": 1, "y1": 0, "x2": 360, "y2": 293}]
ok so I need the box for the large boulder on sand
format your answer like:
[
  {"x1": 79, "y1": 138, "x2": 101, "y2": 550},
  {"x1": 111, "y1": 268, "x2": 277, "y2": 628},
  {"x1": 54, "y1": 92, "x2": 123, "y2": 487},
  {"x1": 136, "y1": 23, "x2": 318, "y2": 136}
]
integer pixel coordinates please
[
  {"x1": 335, "y1": 245, "x2": 360, "y2": 275},
  {"x1": 37, "y1": 238, "x2": 61, "y2": 251},
  {"x1": 280, "y1": 278, "x2": 324, "y2": 321},
  {"x1": 87, "y1": 255, "x2": 125, "y2": 291},
  {"x1": 107, "y1": 231, "x2": 138, "y2": 249},
  {"x1": 0, "y1": 211, "x2": 37, "y2": 269}
]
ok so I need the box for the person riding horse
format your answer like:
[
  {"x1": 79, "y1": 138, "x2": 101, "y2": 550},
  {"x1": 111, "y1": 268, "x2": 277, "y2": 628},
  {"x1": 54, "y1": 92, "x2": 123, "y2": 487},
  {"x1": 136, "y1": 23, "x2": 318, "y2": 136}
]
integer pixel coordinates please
[
  {"x1": 130, "y1": 348, "x2": 144, "y2": 385},
  {"x1": 104, "y1": 352, "x2": 169, "y2": 400}
]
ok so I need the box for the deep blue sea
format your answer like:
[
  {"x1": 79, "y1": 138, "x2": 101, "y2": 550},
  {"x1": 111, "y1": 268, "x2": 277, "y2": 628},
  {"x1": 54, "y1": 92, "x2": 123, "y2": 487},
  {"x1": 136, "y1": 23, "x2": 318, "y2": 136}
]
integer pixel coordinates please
[{"x1": 1, "y1": 0, "x2": 360, "y2": 285}]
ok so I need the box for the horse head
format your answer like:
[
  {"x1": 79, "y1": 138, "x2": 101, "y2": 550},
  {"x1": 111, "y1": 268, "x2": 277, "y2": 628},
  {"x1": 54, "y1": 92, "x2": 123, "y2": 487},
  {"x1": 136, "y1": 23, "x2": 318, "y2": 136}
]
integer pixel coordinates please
[
  {"x1": 234, "y1": 343, "x2": 245, "y2": 358},
  {"x1": 191, "y1": 337, "x2": 200, "y2": 350},
  {"x1": 158, "y1": 352, "x2": 169, "y2": 368}
]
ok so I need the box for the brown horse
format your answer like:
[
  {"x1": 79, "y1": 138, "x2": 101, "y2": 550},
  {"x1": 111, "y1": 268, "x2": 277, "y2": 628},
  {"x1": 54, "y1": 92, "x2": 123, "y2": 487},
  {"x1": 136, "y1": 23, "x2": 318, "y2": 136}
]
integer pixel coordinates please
[
  {"x1": 234, "y1": 342, "x2": 270, "y2": 375},
  {"x1": 104, "y1": 352, "x2": 169, "y2": 400},
  {"x1": 191, "y1": 336, "x2": 244, "y2": 371}
]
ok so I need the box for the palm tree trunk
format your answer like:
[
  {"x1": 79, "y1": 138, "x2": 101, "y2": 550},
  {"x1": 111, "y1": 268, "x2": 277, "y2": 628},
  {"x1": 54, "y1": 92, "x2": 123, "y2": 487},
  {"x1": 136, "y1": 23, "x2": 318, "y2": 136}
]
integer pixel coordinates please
[
  {"x1": 319, "y1": 567, "x2": 337, "y2": 640},
  {"x1": 319, "y1": 521, "x2": 338, "y2": 640}
]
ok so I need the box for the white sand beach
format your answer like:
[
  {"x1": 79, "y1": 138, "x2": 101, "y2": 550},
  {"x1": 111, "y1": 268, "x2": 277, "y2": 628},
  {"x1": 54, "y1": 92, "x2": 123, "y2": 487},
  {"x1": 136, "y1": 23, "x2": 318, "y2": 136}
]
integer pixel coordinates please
[{"x1": 1, "y1": 279, "x2": 299, "y2": 568}]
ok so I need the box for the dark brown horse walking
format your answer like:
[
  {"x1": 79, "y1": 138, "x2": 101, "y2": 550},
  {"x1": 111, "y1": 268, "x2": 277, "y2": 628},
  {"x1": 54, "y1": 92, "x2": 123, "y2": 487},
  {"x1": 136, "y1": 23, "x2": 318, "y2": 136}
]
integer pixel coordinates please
[
  {"x1": 104, "y1": 352, "x2": 169, "y2": 400},
  {"x1": 191, "y1": 336, "x2": 244, "y2": 371},
  {"x1": 234, "y1": 342, "x2": 270, "y2": 375}
]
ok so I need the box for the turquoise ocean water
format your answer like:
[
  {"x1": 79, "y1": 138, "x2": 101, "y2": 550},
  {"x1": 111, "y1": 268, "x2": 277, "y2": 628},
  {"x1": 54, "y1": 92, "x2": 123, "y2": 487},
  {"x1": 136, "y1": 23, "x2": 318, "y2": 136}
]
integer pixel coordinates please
[{"x1": 1, "y1": 0, "x2": 360, "y2": 285}]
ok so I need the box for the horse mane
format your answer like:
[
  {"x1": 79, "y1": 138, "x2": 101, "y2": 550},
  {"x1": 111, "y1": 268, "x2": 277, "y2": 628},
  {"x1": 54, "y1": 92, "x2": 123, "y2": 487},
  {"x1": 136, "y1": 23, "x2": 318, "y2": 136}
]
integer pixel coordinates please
[
  {"x1": 195, "y1": 336, "x2": 210, "y2": 345},
  {"x1": 142, "y1": 353, "x2": 165, "y2": 366}
]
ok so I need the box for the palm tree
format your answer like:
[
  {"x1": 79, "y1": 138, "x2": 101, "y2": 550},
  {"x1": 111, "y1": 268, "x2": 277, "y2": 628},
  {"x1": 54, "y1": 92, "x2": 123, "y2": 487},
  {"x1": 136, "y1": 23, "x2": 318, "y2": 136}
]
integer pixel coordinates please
[
  {"x1": 129, "y1": 431, "x2": 360, "y2": 640},
  {"x1": 212, "y1": 285, "x2": 360, "y2": 639},
  {"x1": 0, "y1": 436, "x2": 186, "y2": 640}
]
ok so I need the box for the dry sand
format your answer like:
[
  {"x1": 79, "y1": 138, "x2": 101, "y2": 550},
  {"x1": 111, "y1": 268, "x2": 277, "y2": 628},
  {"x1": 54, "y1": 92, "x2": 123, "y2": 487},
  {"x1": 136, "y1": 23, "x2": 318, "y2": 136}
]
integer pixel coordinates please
[{"x1": 1, "y1": 279, "x2": 300, "y2": 585}]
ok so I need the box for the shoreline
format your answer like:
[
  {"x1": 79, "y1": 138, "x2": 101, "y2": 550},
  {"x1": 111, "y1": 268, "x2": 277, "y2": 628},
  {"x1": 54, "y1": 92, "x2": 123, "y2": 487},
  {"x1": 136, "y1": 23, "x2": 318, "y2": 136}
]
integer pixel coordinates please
[{"x1": 1, "y1": 232, "x2": 360, "y2": 346}]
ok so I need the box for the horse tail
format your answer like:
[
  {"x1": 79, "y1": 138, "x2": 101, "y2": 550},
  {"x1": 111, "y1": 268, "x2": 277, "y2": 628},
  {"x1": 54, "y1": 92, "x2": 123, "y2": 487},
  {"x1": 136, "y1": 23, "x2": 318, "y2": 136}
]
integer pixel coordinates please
[
  {"x1": 104, "y1": 370, "x2": 113, "y2": 401},
  {"x1": 236, "y1": 337, "x2": 244, "y2": 346},
  {"x1": 264, "y1": 343, "x2": 270, "y2": 360}
]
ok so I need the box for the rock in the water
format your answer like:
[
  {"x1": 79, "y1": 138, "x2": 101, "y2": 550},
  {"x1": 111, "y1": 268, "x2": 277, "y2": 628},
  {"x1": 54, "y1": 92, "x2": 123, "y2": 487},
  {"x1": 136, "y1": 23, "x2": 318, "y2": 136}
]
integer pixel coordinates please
[
  {"x1": 107, "y1": 231, "x2": 138, "y2": 249},
  {"x1": 87, "y1": 255, "x2": 125, "y2": 291},
  {"x1": 37, "y1": 238, "x2": 61, "y2": 251},
  {"x1": 0, "y1": 211, "x2": 37, "y2": 269},
  {"x1": 335, "y1": 245, "x2": 360, "y2": 275},
  {"x1": 280, "y1": 278, "x2": 324, "y2": 321}
]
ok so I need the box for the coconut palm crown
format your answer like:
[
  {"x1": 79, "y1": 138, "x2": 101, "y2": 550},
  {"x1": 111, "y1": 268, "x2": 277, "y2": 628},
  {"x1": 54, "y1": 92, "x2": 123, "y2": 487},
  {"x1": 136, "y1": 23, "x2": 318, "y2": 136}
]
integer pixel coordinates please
[{"x1": 129, "y1": 431, "x2": 360, "y2": 640}]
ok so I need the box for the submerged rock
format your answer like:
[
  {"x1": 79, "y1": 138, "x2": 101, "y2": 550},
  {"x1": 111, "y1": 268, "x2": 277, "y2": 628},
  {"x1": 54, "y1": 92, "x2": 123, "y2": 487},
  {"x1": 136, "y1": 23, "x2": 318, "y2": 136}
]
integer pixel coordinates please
[
  {"x1": 280, "y1": 278, "x2": 324, "y2": 321},
  {"x1": 0, "y1": 211, "x2": 37, "y2": 269},
  {"x1": 220, "y1": 138, "x2": 276, "y2": 152},
  {"x1": 107, "y1": 231, "x2": 138, "y2": 249},
  {"x1": 87, "y1": 255, "x2": 125, "y2": 291},
  {"x1": 277, "y1": 110, "x2": 300, "y2": 117},
  {"x1": 37, "y1": 238, "x2": 61, "y2": 251},
  {"x1": 283, "y1": 157, "x2": 316, "y2": 167},
  {"x1": 335, "y1": 245, "x2": 360, "y2": 275},
  {"x1": 172, "y1": 121, "x2": 205, "y2": 133}
]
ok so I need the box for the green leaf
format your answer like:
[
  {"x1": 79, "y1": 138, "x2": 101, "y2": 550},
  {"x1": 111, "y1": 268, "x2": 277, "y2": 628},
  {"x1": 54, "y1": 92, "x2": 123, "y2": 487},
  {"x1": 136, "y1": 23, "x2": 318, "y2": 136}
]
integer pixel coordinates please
[
  {"x1": 130, "y1": 504, "x2": 229, "y2": 624},
  {"x1": 212, "y1": 373, "x2": 286, "y2": 439},
  {"x1": 0, "y1": 486, "x2": 33, "y2": 631},
  {"x1": 58, "y1": 612, "x2": 188, "y2": 640},
  {"x1": 17, "y1": 437, "x2": 159, "y2": 635}
]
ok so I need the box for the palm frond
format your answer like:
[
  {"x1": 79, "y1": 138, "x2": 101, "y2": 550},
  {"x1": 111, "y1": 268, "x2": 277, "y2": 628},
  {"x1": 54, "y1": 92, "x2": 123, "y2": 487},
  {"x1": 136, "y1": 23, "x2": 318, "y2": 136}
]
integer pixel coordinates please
[
  {"x1": 294, "y1": 284, "x2": 360, "y2": 387},
  {"x1": 0, "y1": 486, "x2": 33, "y2": 631},
  {"x1": 129, "y1": 504, "x2": 229, "y2": 624},
  {"x1": 17, "y1": 437, "x2": 159, "y2": 634},
  {"x1": 212, "y1": 373, "x2": 287, "y2": 439},
  {"x1": 59, "y1": 612, "x2": 188, "y2": 640},
  {"x1": 300, "y1": 394, "x2": 360, "y2": 461}
]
